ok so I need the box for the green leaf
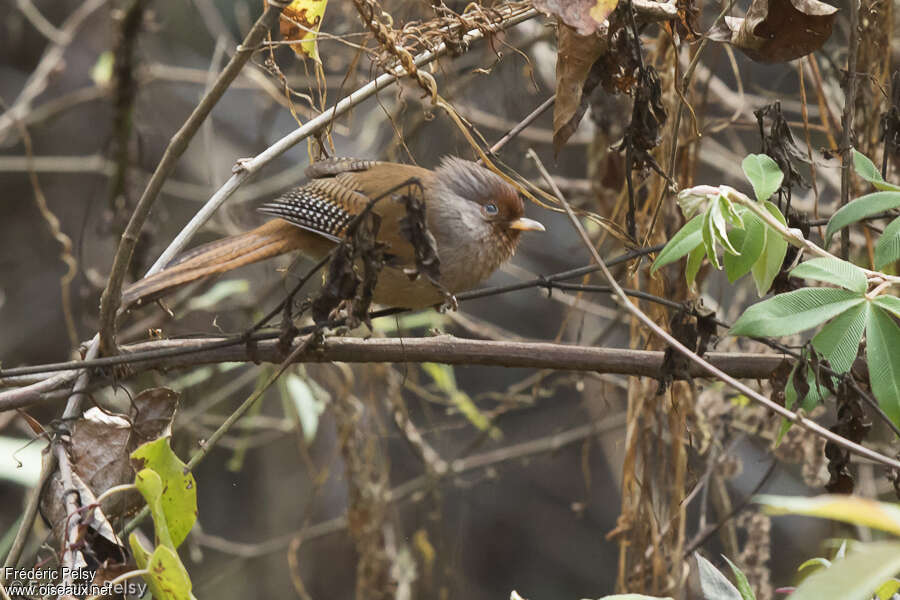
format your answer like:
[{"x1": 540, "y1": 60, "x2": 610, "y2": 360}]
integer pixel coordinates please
[
  {"x1": 129, "y1": 531, "x2": 152, "y2": 571},
  {"x1": 134, "y1": 468, "x2": 174, "y2": 550},
  {"x1": 874, "y1": 216, "x2": 900, "y2": 269},
  {"x1": 722, "y1": 555, "x2": 756, "y2": 600},
  {"x1": 787, "y1": 541, "x2": 900, "y2": 600},
  {"x1": 711, "y1": 197, "x2": 740, "y2": 255},
  {"x1": 693, "y1": 553, "x2": 743, "y2": 600},
  {"x1": 750, "y1": 201, "x2": 788, "y2": 296},
  {"x1": 651, "y1": 214, "x2": 704, "y2": 274},
  {"x1": 146, "y1": 545, "x2": 195, "y2": 600},
  {"x1": 722, "y1": 195, "x2": 745, "y2": 228},
  {"x1": 724, "y1": 211, "x2": 766, "y2": 283},
  {"x1": 797, "y1": 557, "x2": 831, "y2": 572},
  {"x1": 131, "y1": 437, "x2": 197, "y2": 549},
  {"x1": 811, "y1": 301, "x2": 869, "y2": 373},
  {"x1": 685, "y1": 243, "x2": 706, "y2": 290},
  {"x1": 875, "y1": 578, "x2": 900, "y2": 600},
  {"x1": 742, "y1": 154, "x2": 784, "y2": 202},
  {"x1": 852, "y1": 148, "x2": 900, "y2": 191},
  {"x1": 703, "y1": 208, "x2": 721, "y2": 270},
  {"x1": 876, "y1": 578, "x2": 900, "y2": 600},
  {"x1": 757, "y1": 494, "x2": 900, "y2": 535},
  {"x1": 730, "y1": 288, "x2": 864, "y2": 338},
  {"x1": 825, "y1": 191, "x2": 900, "y2": 245},
  {"x1": 866, "y1": 306, "x2": 900, "y2": 426},
  {"x1": 873, "y1": 295, "x2": 900, "y2": 319},
  {"x1": 790, "y1": 257, "x2": 868, "y2": 294}
]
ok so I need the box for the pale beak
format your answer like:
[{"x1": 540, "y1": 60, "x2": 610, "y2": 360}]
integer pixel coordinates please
[{"x1": 507, "y1": 217, "x2": 545, "y2": 232}]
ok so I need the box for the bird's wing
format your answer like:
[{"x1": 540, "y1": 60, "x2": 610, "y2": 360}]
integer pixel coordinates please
[{"x1": 260, "y1": 161, "x2": 435, "y2": 264}]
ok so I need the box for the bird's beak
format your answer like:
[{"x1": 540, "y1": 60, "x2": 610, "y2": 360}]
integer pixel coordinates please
[{"x1": 507, "y1": 217, "x2": 545, "y2": 232}]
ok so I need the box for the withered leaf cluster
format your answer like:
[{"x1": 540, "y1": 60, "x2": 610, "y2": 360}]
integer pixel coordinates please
[
  {"x1": 397, "y1": 189, "x2": 447, "y2": 297},
  {"x1": 708, "y1": 0, "x2": 837, "y2": 63},
  {"x1": 40, "y1": 388, "x2": 178, "y2": 567},
  {"x1": 312, "y1": 210, "x2": 386, "y2": 329}
]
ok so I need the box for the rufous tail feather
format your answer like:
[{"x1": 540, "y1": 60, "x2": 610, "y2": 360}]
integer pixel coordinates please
[{"x1": 121, "y1": 219, "x2": 318, "y2": 309}]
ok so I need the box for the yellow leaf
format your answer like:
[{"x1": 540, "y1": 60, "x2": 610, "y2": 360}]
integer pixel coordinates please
[
  {"x1": 589, "y1": 0, "x2": 619, "y2": 24},
  {"x1": 277, "y1": 0, "x2": 328, "y2": 62},
  {"x1": 757, "y1": 494, "x2": 900, "y2": 536}
]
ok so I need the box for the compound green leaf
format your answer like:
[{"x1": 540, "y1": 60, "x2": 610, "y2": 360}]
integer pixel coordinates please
[
  {"x1": 730, "y1": 288, "x2": 864, "y2": 338},
  {"x1": 852, "y1": 149, "x2": 900, "y2": 192},
  {"x1": 874, "y1": 216, "x2": 900, "y2": 269},
  {"x1": 826, "y1": 191, "x2": 900, "y2": 245},
  {"x1": 866, "y1": 306, "x2": 900, "y2": 426},
  {"x1": 873, "y1": 295, "x2": 900, "y2": 319},
  {"x1": 790, "y1": 257, "x2": 867, "y2": 294},
  {"x1": 811, "y1": 301, "x2": 868, "y2": 373}
]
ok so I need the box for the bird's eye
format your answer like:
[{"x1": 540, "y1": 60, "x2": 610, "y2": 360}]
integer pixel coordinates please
[{"x1": 483, "y1": 202, "x2": 499, "y2": 216}]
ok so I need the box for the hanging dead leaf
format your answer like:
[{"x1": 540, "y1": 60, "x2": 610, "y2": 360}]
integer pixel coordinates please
[
  {"x1": 707, "y1": 0, "x2": 837, "y2": 63},
  {"x1": 535, "y1": 0, "x2": 619, "y2": 35},
  {"x1": 553, "y1": 23, "x2": 608, "y2": 153},
  {"x1": 270, "y1": 0, "x2": 328, "y2": 62}
]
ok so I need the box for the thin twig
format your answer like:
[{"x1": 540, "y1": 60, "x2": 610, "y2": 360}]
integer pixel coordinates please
[
  {"x1": 0, "y1": 0, "x2": 107, "y2": 142},
  {"x1": 0, "y1": 248, "x2": 669, "y2": 383},
  {"x1": 0, "y1": 97, "x2": 78, "y2": 347},
  {"x1": 485, "y1": 94, "x2": 556, "y2": 158},
  {"x1": 0, "y1": 449, "x2": 56, "y2": 584},
  {"x1": 15, "y1": 0, "x2": 63, "y2": 43},
  {"x1": 839, "y1": 0, "x2": 861, "y2": 259}
]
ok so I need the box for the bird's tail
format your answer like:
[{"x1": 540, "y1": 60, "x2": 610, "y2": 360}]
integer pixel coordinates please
[{"x1": 121, "y1": 219, "x2": 320, "y2": 309}]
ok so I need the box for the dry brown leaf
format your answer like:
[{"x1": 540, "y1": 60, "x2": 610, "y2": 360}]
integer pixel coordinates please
[
  {"x1": 535, "y1": 0, "x2": 619, "y2": 35},
  {"x1": 707, "y1": 0, "x2": 837, "y2": 63},
  {"x1": 40, "y1": 467, "x2": 124, "y2": 566},
  {"x1": 40, "y1": 387, "x2": 178, "y2": 551},
  {"x1": 553, "y1": 23, "x2": 608, "y2": 154}
]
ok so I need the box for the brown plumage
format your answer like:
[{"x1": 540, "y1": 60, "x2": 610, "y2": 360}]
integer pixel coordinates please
[{"x1": 121, "y1": 157, "x2": 543, "y2": 310}]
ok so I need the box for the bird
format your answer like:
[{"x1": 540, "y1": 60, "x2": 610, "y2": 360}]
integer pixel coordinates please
[{"x1": 120, "y1": 156, "x2": 545, "y2": 311}]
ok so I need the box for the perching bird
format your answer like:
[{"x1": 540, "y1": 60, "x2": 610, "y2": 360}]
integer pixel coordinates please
[{"x1": 121, "y1": 157, "x2": 544, "y2": 310}]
